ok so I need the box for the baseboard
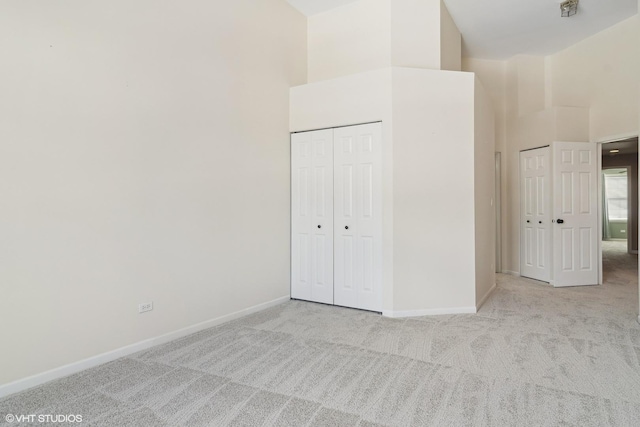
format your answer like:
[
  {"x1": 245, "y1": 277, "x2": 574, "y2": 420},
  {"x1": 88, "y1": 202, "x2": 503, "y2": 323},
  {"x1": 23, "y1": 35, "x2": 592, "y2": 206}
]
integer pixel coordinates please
[
  {"x1": 0, "y1": 295, "x2": 290, "y2": 399},
  {"x1": 382, "y1": 306, "x2": 477, "y2": 318},
  {"x1": 552, "y1": 282, "x2": 598, "y2": 288},
  {"x1": 502, "y1": 270, "x2": 520, "y2": 277},
  {"x1": 476, "y1": 283, "x2": 497, "y2": 310}
]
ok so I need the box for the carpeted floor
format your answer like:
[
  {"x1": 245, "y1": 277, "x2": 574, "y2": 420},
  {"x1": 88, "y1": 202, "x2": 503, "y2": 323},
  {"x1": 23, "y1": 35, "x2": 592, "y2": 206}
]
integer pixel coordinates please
[{"x1": 1, "y1": 241, "x2": 639, "y2": 426}]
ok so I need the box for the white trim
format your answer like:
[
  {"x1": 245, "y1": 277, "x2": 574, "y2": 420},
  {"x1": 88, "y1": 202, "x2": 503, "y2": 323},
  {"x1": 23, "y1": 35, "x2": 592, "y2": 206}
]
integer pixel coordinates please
[
  {"x1": 382, "y1": 306, "x2": 477, "y2": 318},
  {"x1": 495, "y1": 152, "x2": 502, "y2": 273},
  {"x1": 552, "y1": 282, "x2": 598, "y2": 288},
  {"x1": 476, "y1": 283, "x2": 497, "y2": 310},
  {"x1": 594, "y1": 132, "x2": 638, "y2": 144},
  {"x1": 502, "y1": 270, "x2": 520, "y2": 277},
  {"x1": 597, "y1": 143, "x2": 603, "y2": 284},
  {"x1": 0, "y1": 296, "x2": 290, "y2": 399}
]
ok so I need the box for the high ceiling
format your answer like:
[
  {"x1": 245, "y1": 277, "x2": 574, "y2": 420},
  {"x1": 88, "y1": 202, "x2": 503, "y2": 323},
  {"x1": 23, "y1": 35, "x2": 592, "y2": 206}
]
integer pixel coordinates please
[{"x1": 286, "y1": 0, "x2": 638, "y2": 59}]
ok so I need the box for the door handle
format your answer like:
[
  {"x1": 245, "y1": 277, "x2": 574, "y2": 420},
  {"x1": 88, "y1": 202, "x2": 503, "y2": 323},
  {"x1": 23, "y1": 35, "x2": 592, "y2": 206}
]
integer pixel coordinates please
[
  {"x1": 317, "y1": 225, "x2": 321, "y2": 229},
  {"x1": 526, "y1": 220, "x2": 530, "y2": 223},
  {"x1": 539, "y1": 221, "x2": 542, "y2": 224},
  {"x1": 557, "y1": 219, "x2": 564, "y2": 224},
  {"x1": 345, "y1": 226, "x2": 349, "y2": 230}
]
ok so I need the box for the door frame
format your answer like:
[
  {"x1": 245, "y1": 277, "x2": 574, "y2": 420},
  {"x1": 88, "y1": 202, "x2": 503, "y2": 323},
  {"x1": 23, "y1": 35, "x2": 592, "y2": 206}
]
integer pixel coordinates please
[
  {"x1": 597, "y1": 133, "x2": 639, "y2": 286},
  {"x1": 495, "y1": 152, "x2": 502, "y2": 273}
]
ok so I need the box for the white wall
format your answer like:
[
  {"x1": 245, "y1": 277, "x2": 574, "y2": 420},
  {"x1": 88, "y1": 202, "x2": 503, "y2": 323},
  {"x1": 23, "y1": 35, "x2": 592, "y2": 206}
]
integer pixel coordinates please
[
  {"x1": 474, "y1": 78, "x2": 496, "y2": 306},
  {"x1": 0, "y1": 0, "x2": 306, "y2": 386},
  {"x1": 391, "y1": 68, "x2": 477, "y2": 312},
  {"x1": 291, "y1": 67, "x2": 483, "y2": 314}
]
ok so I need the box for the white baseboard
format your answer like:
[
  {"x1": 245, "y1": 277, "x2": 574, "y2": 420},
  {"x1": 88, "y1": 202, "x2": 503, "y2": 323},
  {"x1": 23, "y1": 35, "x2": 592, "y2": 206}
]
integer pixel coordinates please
[
  {"x1": 0, "y1": 295, "x2": 290, "y2": 399},
  {"x1": 476, "y1": 283, "x2": 497, "y2": 310},
  {"x1": 502, "y1": 270, "x2": 520, "y2": 277},
  {"x1": 382, "y1": 306, "x2": 477, "y2": 318}
]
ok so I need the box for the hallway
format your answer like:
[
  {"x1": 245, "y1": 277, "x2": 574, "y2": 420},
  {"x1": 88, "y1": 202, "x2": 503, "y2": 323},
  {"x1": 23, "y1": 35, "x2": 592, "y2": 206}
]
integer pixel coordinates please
[{"x1": 602, "y1": 239, "x2": 638, "y2": 288}]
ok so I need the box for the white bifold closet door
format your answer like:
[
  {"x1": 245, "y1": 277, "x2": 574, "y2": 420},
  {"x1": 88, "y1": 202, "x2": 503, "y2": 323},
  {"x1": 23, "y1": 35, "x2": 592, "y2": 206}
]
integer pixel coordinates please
[
  {"x1": 291, "y1": 129, "x2": 334, "y2": 305},
  {"x1": 520, "y1": 147, "x2": 552, "y2": 282},
  {"x1": 291, "y1": 122, "x2": 382, "y2": 312},
  {"x1": 333, "y1": 124, "x2": 382, "y2": 312}
]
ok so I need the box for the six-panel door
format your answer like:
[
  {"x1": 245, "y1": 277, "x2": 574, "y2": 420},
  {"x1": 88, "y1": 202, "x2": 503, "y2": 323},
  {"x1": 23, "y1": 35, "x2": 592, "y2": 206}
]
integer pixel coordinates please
[
  {"x1": 552, "y1": 141, "x2": 598, "y2": 287},
  {"x1": 520, "y1": 147, "x2": 551, "y2": 282},
  {"x1": 333, "y1": 123, "x2": 383, "y2": 312},
  {"x1": 291, "y1": 129, "x2": 334, "y2": 304},
  {"x1": 291, "y1": 123, "x2": 382, "y2": 312},
  {"x1": 519, "y1": 142, "x2": 599, "y2": 287}
]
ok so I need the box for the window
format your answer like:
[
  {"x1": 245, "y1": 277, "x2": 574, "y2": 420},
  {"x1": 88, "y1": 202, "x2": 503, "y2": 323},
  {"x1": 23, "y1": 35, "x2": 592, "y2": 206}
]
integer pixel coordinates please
[{"x1": 604, "y1": 171, "x2": 628, "y2": 221}]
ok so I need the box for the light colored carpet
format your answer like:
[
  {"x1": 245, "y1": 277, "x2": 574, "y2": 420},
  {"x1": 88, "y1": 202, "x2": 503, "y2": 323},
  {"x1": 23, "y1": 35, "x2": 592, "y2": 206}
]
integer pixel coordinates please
[{"x1": 1, "y1": 242, "x2": 639, "y2": 426}]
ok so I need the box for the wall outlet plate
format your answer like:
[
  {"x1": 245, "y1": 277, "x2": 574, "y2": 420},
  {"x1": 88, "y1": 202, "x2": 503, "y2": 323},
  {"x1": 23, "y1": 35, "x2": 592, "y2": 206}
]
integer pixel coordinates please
[{"x1": 138, "y1": 302, "x2": 153, "y2": 313}]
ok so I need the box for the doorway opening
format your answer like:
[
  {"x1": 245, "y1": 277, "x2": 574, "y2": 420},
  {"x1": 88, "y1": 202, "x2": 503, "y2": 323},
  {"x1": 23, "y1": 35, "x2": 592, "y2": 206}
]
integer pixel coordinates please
[
  {"x1": 600, "y1": 137, "x2": 638, "y2": 285},
  {"x1": 602, "y1": 167, "x2": 630, "y2": 251}
]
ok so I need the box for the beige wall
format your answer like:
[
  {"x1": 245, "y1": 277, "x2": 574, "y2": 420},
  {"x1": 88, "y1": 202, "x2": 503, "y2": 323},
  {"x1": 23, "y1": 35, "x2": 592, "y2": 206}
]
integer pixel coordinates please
[
  {"x1": 0, "y1": 0, "x2": 306, "y2": 386},
  {"x1": 307, "y1": 0, "x2": 391, "y2": 83},
  {"x1": 515, "y1": 55, "x2": 546, "y2": 116},
  {"x1": 462, "y1": 58, "x2": 508, "y2": 270},
  {"x1": 474, "y1": 79, "x2": 497, "y2": 306},
  {"x1": 550, "y1": 16, "x2": 639, "y2": 142},
  {"x1": 440, "y1": 1, "x2": 462, "y2": 72},
  {"x1": 392, "y1": 69, "x2": 477, "y2": 312},
  {"x1": 466, "y1": 16, "x2": 639, "y2": 274},
  {"x1": 307, "y1": 0, "x2": 461, "y2": 82},
  {"x1": 391, "y1": 0, "x2": 442, "y2": 71}
]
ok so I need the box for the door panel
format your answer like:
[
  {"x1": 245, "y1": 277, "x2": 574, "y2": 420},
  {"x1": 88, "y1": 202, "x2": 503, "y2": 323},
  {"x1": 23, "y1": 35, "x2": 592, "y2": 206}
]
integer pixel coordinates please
[
  {"x1": 552, "y1": 142, "x2": 598, "y2": 287},
  {"x1": 520, "y1": 147, "x2": 552, "y2": 282},
  {"x1": 291, "y1": 129, "x2": 334, "y2": 304},
  {"x1": 334, "y1": 123, "x2": 382, "y2": 312}
]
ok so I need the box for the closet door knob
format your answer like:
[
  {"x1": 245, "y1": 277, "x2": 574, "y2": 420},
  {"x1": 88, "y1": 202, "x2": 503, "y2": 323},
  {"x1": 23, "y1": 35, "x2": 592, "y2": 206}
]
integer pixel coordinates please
[
  {"x1": 526, "y1": 220, "x2": 530, "y2": 223},
  {"x1": 557, "y1": 219, "x2": 564, "y2": 224},
  {"x1": 345, "y1": 226, "x2": 349, "y2": 230},
  {"x1": 317, "y1": 225, "x2": 321, "y2": 228},
  {"x1": 539, "y1": 221, "x2": 542, "y2": 224}
]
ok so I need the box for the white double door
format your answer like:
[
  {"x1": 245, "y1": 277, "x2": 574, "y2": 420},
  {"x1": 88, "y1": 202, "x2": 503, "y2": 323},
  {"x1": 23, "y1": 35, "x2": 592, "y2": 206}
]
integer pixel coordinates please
[
  {"x1": 520, "y1": 142, "x2": 598, "y2": 287},
  {"x1": 291, "y1": 122, "x2": 382, "y2": 312}
]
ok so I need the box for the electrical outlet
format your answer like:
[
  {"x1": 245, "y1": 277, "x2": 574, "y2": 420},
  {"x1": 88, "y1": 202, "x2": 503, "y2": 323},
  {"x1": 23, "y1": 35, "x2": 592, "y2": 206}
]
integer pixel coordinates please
[{"x1": 138, "y1": 302, "x2": 153, "y2": 313}]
